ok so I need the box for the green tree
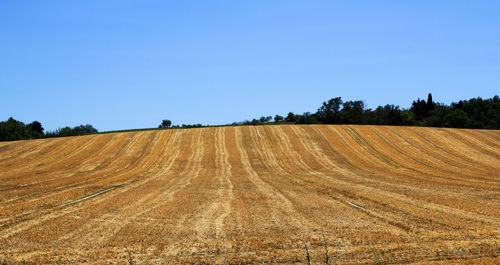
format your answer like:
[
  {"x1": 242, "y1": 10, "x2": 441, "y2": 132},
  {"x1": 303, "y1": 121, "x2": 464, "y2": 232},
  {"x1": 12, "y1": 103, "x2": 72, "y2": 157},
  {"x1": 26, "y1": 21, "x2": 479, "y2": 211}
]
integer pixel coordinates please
[
  {"x1": 295, "y1": 112, "x2": 318, "y2": 124},
  {"x1": 285, "y1": 112, "x2": 296, "y2": 122},
  {"x1": 340, "y1": 100, "x2": 365, "y2": 124},
  {"x1": 73, "y1": 124, "x2": 98, "y2": 135},
  {"x1": 444, "y1": 109, "x2": 471, "y2": 128},
  {"x1": 411, "y1": 93, "x2": 435, "y2": 122},
  {"x1": 0, "y1": 117, "x2": 29, "y2": 141},
  {"x1": 427, "y1": 93, "x2": 435, "y2": 112},
  {"x1": 159, "y1": 119, "x2": 172, "y2": 128},
  {"x1": 57, "y1": 126, "x2": 74, "y2": 137},
  {"x1": 274, "y1": 115, "x2": 283, "y2": 122},
  {"x1": 316, "y1": 97, "x2": 343, "y2": 124},
  {"x1": 423, "y1": 105, "x2": 452, "y2": 127},
  {"x1": 372, "y1": 105, "x2": 403, "y2": 125},
  {"x1": 400, "y1": 110, "x2": 416, "y2": 126},
  {"x1": 259, "y1": 116, "x2": 272, "y2": 123},
  {"x1": 27, "y1": 121, "x2": 44, "y2": 137},
  {"x1": 451, "y1": 95, "x2": 499, "y2": 129},
  {"x1": 250, "y1": 119, "x2": 260, "y2": 125}
]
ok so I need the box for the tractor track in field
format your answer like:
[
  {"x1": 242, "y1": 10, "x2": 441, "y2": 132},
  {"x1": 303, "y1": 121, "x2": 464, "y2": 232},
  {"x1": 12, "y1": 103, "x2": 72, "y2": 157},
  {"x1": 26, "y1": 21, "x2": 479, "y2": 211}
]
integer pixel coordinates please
[{"x1": 0, "y1": 125, "x2": 499, "y2": 264}]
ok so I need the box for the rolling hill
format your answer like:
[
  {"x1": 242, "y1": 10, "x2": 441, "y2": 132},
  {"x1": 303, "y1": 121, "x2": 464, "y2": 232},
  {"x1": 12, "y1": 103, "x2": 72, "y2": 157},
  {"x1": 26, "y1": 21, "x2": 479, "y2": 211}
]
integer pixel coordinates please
[{"x1": 0, "y1": 125, "x2": 499, "y2": 264}]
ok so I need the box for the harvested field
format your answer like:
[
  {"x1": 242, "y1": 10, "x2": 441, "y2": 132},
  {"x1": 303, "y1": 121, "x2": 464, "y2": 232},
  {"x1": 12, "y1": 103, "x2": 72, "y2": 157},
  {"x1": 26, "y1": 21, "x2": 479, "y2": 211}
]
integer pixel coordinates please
[{"x1": 0, "y1": 125, "x2": 499, "y2": 264}]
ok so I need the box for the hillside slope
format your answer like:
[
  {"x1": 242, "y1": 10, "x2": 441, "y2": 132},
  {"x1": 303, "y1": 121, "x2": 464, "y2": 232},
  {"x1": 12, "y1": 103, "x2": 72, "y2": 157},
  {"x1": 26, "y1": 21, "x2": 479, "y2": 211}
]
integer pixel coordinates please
[{"x1": 0, "y1": 125, "x2": 499, "y2": 264}]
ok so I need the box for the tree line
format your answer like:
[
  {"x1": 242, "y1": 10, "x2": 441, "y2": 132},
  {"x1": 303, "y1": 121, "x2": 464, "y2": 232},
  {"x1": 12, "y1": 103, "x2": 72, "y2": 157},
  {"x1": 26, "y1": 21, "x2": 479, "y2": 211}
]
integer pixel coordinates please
[
  {"x1": 0, "y1": 117, "x2": 98, "y2": 142},
  {"x1": 233, "y1": 94, "x2": 500, "y2": 129},
  {"x1": 158, "y1": 119, "x2": 204, "y2": 129},
  {"x1": 3, "y1": 93, "x2": 497, "y2": 142}
]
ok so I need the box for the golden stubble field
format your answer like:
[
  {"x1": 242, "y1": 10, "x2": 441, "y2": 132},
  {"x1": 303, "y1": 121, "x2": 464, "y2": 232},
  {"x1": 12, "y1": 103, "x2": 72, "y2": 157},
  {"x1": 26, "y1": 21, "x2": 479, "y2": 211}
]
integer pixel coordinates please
[{"x1": 0, "y1": 125, "x2": 499, "y2": 264}]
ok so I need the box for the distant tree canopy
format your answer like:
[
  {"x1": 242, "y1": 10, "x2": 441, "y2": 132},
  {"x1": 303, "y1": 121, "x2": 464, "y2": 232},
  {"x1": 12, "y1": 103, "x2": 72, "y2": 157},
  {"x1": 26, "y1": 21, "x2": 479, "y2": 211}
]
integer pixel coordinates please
[
  {"x1": 302, "y1": 94, "x2": 498, "y2": 129},
  {"x1": 0, "y1": 118, "x2": 30, "y2": 141},
  {"x1": 242, "y1": 94, "x2": 499, "y2": 129},
  {"x1": 451, "y1": 96, "x2": 500, "y2": 129},
  {"x1": 28, "y1": 121, "x2": 44, "y2": 136},
  {"x1": 295, "y1": 112, "x2": 318, "y2": 124},
  {"x1": 317, "y1": 97, "x2": 343, "y2": 124},
  {"x1": 285, "y1": 112, "x2": 296, "y2": 122},
  {"x1": 171, "y1": 123, "x2": 204, "y2": 129},
  {"x1": 411, "y1": 93, "x2": 436, "y2": 121},
  {"x1": 159, "y1": 119, "x2": 172, "y2": 128},
  {"x1": 259, "y1": 116, "x2": 272, "y2": 123},
  {"x1": 44, "y1": 124, "x2": 98, "y2": 138},
  {"x1": 340, "y1": 100, "x2": 365, "y2": 124},
  {"x1": 3, "y1": 93, "x2": 498, "y2": 142},
  {"x1": 0, "y1": 117, "x2": 98, "y2": 141}
]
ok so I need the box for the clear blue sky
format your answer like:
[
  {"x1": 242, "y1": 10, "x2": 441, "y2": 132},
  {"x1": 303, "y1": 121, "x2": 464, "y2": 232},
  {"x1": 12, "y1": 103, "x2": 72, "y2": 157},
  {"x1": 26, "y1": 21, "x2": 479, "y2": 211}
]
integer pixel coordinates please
[{"x1": 1, "y1": 1, "x2": 499, "y2": 132}]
